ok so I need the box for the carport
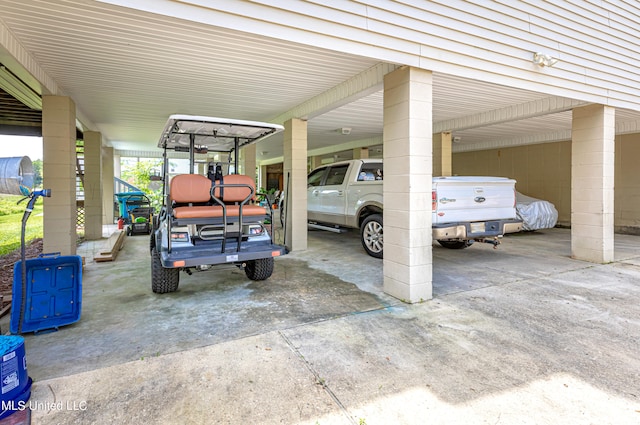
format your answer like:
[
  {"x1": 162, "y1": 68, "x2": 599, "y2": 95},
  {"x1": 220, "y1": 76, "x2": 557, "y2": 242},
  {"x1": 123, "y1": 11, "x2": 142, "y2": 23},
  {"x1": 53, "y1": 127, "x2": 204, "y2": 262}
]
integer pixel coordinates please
[
  {"x1": 2, "y1": 2, "x2": 639, "y2": 302},
  {"x1": 1, "y1": 2, "x2": 640, "y2": 423}
]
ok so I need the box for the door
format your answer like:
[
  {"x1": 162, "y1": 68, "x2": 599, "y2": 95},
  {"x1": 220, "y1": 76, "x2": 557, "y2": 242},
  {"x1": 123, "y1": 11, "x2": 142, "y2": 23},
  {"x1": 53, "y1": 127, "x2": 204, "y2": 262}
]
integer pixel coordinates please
[
  {"x1": 307, "y1": 166, "x2": 328, "y2": 218},
  {"x1": 314, "y1": 163, "x2": 350, "y2": 225}
]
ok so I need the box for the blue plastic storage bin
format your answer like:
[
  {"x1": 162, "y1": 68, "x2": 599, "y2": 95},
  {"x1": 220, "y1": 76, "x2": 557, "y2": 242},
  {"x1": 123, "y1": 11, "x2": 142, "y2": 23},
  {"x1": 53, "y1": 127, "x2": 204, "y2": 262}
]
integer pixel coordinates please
[
  {"x1": 10, "y1": 253, "x2": 82, "y2": 334},
  {"x1": 0, "y1": 336, "x2": 32, "y2": 420}
]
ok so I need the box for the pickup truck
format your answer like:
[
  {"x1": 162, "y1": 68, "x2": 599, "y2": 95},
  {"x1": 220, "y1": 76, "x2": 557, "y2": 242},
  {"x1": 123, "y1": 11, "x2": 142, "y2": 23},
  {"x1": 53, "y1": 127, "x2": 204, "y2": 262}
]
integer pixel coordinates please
[{"x1": 287, "y1": 159, "x2": 522, "y2": 258}]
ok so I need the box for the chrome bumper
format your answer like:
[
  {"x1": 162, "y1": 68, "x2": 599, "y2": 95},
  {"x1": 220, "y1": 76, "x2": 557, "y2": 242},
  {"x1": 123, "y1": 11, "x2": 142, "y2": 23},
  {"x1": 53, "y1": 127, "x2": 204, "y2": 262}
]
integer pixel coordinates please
[{"x1": 432, "y1": 219, "x2": 523, "y2": 240}]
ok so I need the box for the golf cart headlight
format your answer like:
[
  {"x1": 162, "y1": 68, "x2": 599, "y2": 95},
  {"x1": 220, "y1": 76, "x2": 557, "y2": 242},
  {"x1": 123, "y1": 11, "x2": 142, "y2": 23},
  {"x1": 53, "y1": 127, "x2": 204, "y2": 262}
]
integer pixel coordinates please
[
  {"x1": 244, "y1": 224, "x2": 264, "y2": 236},
  {"x1": 171, "y1": 232, "x2": 189, "y2": 242}
]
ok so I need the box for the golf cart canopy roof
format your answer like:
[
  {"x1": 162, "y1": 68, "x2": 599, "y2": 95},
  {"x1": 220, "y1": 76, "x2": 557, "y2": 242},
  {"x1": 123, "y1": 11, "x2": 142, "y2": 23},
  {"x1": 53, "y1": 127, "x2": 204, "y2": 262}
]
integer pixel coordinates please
[{"x1": 158, "y1": 114, "x2": 284, "y2": 152}]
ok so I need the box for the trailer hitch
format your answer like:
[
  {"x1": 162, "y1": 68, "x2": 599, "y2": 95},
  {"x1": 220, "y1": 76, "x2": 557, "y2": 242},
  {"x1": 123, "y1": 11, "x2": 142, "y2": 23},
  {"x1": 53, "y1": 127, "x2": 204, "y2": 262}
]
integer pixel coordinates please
[{"x1": 478, "y1": 237, "x2": 501, "y2": 249}]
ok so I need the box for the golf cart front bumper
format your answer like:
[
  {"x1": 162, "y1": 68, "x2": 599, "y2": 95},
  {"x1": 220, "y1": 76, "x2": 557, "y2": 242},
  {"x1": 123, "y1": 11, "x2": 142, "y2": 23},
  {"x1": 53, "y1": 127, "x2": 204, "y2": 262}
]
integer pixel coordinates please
[{"x1": 160, "y1": 243, "x2": 287, "y2": 268}]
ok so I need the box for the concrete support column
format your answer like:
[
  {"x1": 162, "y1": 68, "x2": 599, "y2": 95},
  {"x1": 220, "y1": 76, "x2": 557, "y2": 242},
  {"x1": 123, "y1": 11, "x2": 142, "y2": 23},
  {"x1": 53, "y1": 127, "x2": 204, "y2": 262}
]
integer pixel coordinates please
[
  {"x1": 83, "y1": 131, "x2": 103, "y2": 240},
  {"x1": 243, "y1": 143, "x2": 257, "y2": 181},
  {"x1": 433, "y1": 132, "x2": 452, "y2": 176},
  {"x1": 197, "y1": 162, "x2": 206, "y2": 175},
  {"x1": 309, "y1": 156, "x2": 322, "y2": 171},
  {"x1": 283, "y1": 118, "x2": 308, "y2": 251},
  {"x1": 42, "y1": 95, "x2": 77, "y2": 255},
  {"x1": 114, "y1": 154, "x2": 121, "y2": 178},
  {"x1": 571, "y1": 104, "x2": 615, "y2": 263},
  {"x1": 259, "y1": 164, "x2": 267, "y2": 192},
  {"x1": 383, "y1": 66, "x2": 433, "y2": 302},
  {"x1": 353, "y1": 147, "x2": 369, "y2": 159},
  {"x1": 102, "y1": 146, "x2": 115, "y2": 226}
]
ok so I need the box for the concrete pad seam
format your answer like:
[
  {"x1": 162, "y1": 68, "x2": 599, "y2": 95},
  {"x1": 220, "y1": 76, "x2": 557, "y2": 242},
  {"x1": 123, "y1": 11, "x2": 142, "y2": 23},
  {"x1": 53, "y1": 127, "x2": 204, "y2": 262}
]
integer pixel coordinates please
[
  {"x1": 278, "y1": 330, "x2": 358, "y2": 425},
  {"x1": 435, "y1": 260, "x2": 613, "y2": 298}
]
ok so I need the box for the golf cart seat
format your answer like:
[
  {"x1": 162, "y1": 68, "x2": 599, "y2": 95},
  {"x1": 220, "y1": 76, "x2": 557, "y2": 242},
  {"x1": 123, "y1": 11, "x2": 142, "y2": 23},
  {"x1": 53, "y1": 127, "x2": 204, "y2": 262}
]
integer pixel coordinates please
[{"x1": 170, "y1": 173, "x2": 266, "y2": 220}]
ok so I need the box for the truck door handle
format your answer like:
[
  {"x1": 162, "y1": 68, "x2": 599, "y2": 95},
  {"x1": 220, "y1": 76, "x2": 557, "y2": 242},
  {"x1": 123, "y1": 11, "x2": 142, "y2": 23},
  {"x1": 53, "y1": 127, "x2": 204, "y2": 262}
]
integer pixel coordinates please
[
  {"x1": 336, "y1": 191, "x2": 344, "y2": 196},
  {"x1": 312, "y1": 190, "x2": 320, "y2": 196}
]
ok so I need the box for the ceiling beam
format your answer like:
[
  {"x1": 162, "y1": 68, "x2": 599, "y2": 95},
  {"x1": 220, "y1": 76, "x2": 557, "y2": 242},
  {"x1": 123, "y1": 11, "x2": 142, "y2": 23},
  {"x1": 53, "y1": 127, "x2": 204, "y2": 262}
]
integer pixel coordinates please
[
  {"x1": 259, "y1": 135, "x2": 383, "y2": 166},
  {"x1": 453, "y1": 130, "x2": 572, "y2": 152},
  {"x1": 435, "y1": 97, "x2": 589, "y2": 133},
  {"x1": 452, "y1": 116, "x2": 640, "y2": 152},
  {"x1": 616, "y1": 119, "x2": 640, "y2": 135},
  {"x1": 269, "y1": 62, "x2": 399, "y2": 124}
]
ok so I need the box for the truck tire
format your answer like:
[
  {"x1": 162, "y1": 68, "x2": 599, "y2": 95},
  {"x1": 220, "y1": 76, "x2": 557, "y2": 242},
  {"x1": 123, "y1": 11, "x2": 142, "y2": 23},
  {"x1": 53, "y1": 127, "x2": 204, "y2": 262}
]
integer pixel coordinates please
[
  {"x1": 245, "y1": 258, "x2": 274, "y2": 280},
  {"x1": 151, "y1": 247, "x2": 180, "y2": 293},
  {"x1": 361, "y1": 214, "x2": 383, "y2": 258},
  {"x1": 149, "y1": 233, "x2": 155, "y2": 254},
  {"x1": 437, "y1": 240, "x2": 473, "y2": 249}
]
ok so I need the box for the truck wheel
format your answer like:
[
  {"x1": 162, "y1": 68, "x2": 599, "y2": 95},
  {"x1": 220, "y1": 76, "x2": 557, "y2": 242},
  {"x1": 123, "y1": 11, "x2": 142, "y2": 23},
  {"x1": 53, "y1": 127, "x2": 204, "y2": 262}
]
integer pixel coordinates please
[
  {"x1": 361, "y1": 214, "x2": 383, "y2": 258},
  {"x1": 149, "y1": 233, "x2": 155, "y2": 254},
  {"x1": 151, "y1": 247, "x2": 179, "y2": 293},
  {"x1": 245, "y1": 258, "x2": 274, "y2": 280},
  {"x1": 437, "y1": 240, "x2": 473, "y2": 249}
]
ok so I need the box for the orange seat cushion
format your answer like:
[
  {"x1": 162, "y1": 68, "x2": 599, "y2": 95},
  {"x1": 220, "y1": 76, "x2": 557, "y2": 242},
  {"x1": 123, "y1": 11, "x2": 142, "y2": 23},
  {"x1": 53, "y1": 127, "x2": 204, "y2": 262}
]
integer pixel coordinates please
[
  {"x1": 170, "y1": 173, "x2": 266, "y2": 219},
  {"x1": 170, "y1": 174, "x2": 212, "y2": 204},
  {"x1": 212, "y1": 174, "x2": 255, "y2": 202},
  {"x1": 173, "y1": 204, "x2": 267, "y2": 219}
]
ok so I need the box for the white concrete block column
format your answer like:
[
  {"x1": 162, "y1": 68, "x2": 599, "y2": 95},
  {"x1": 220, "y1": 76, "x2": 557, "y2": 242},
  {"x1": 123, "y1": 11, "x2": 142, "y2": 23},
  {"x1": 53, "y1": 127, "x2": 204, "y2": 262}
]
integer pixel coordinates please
[
  {"x1": 114, "y1": 154, "x2": 121, "y2": 178},
  {"x1": 383, "y1": 66, "x2": 433, "y2": 302},
  {"x1": 309, "y1": 156, "x2": 322, "y2": 170},
  {"x1": 42, "y1": 95, "x2": 77, "y2": 255},
  {"x1": 102, "y1": 146, "x2": 115, "y2": 226},
  {"x1": 197, "y1": 162, "x2": 206, "y2": 176},
  {"x1": 83, "y1": 131, "x2": 103, "y2": 240},
  {"x1": 353, "y1": 147, "x2": 369, "y2": 159},
  {"x1": 243, "y1": 143, "x2": 257, "y2": 181},
  {"x1": 571, "y1": 104, "x2": 615, "y2": 263},
  {"x1": 258, "y1": 164, "x2": 267, "y2": 192},
  {"x1": 433, "y1": 132, "x2": 452, "y2": 177},
  {"x1": 283, "y1": 118, "x2": 308, "y2": 251}
]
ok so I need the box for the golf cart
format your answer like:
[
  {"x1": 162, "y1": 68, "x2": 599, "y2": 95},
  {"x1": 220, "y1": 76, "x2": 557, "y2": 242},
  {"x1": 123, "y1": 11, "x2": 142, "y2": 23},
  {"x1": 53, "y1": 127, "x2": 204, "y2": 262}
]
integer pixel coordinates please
[{"x1": 150, "y1": 115, "x2": 287, "y2": 294}]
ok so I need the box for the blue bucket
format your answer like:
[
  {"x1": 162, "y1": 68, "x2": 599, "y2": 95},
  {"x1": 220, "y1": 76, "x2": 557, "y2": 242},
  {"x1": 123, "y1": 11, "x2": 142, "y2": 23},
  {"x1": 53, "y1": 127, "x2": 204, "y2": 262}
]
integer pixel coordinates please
[{"x1": 0, "y1": 336, "x2": 32, "y2": 420}]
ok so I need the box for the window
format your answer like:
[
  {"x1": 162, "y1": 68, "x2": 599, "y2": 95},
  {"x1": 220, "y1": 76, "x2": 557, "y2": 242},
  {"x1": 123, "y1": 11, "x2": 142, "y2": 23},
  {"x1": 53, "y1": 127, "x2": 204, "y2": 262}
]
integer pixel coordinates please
[
  {"x1": 324, "y1": 164, "x2": 349, "y2": 186},
  {"x1": 307, "y1": 167, "x2": 327, "y2": 187},
  {"x1": 357, "y1": 163, "x2": 383, "y2": 181}
]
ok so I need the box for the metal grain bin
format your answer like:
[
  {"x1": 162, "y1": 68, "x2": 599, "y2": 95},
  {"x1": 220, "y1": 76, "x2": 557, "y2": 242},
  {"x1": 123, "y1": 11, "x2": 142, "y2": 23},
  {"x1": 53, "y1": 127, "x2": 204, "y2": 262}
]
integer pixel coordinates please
[{"x1": 0, "y1": 156, "x2": 34, "y2": 195}]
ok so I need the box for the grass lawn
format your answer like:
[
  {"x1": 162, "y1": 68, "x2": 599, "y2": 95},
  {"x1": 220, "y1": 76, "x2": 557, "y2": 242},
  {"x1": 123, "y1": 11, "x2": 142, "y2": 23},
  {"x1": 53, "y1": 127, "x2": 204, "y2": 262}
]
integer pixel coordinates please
[{"x1": 0, "y1": 194, "x2": 44, "y2": 256}]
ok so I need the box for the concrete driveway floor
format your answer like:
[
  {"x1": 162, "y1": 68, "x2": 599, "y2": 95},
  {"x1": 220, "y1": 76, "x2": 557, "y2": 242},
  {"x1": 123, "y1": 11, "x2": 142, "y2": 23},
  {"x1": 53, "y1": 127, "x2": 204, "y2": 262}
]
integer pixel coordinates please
[{"x1": 3, "y1": 228, "x2": 639, "y2": 424}]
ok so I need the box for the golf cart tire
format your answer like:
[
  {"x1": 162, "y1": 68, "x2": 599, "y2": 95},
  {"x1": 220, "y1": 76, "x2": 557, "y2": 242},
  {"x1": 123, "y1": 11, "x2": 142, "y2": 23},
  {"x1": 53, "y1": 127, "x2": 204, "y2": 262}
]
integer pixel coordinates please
[
  {"x1": 151, "y1": 247, "x2": 180, "y2": 293},
  {"x1": 437, "y1": 240, "x2": 472, "y2": 250},
  {"x1": 244, "y1": 257, "x2": 274, "y2": 281}
]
